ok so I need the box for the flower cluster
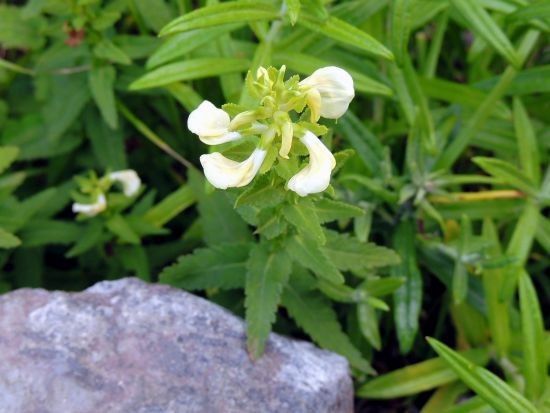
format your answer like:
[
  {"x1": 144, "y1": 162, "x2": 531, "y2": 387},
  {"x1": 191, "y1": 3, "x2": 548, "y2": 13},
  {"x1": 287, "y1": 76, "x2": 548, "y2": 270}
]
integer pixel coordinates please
[
  {"x1": 72, "y1": 169, "x2": 141, "y2": 217},
  {"x1": 188, "y1": 66, "x2": 354, "y2": 196}
]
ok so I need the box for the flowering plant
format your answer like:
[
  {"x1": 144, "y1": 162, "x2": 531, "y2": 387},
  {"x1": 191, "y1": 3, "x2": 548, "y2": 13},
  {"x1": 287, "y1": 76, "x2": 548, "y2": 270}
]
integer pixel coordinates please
[{"x1": 189, "y1": 65, "x2": 354, "y2": 196}]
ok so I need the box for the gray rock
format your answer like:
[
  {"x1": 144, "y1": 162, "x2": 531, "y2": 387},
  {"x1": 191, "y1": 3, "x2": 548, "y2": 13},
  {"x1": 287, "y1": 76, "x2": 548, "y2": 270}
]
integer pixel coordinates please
[{"x1": 0, "y1": 278, "x2": 353, "y2": 413}]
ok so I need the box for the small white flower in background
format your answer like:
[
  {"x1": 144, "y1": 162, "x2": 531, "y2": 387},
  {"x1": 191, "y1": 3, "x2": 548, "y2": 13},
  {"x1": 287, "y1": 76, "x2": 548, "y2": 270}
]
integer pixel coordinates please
[
  {"x1": 288, "y1": 131, "x2": 336, "y2": 197},
  {"x1": 200, "y1": 149, "x2": 267, "y2": 190},
  {"x1": 72, "y1": 193, "x2": 107, "y2": 217},
  {"x1": 300, "y1": 66, "x2": 355, "y2": 120},
  {"x1": 188, "y1": 65, "x2": 354, "y2": 196},
  {"x1": 187, "y1": 100, "x2": 242, "y2": 145},
  {"x1": 109, "y1": 169, "x2": 141, "y2": 197}
]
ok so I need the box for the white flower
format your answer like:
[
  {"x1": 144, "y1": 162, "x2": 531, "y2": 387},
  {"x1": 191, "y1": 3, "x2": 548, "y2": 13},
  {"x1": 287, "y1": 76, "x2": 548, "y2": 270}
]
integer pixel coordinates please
[
  {"x1": 200, "y1": 148, "x2": 267, "y2": 189},
  {"x1": 72, "y1": 193, "x2": 107, "y2": 217},
  {"x1": 288, "y1": 131, "x2": 336, "y2": 197},
  {"x1": 187, "y1": 100, "x2": 241, "y2": 145},
  {"x1": 109, "y1": 169, "x2": 141, "y2": 197},
  {"x1": 300, "y1": 66, "x2": 354, "y2": 119}
]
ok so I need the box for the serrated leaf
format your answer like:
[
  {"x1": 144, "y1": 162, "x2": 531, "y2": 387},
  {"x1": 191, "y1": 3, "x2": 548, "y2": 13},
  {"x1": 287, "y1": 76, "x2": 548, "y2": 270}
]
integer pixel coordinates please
[
  {"x1": 298, "y1": 12, "x2": 394, "y2": 60},
  {"x1": 450, "y1": 0, "x2": 521, "y2": 68},
  {"x1": 235, "y1": 175, "x2": 286, "y2": 208},
  {"x1": 427, "y1": 338, "x2": 539, "y2": 413},
  {"x1": 322, "y1": 231, "x2": 401, "y2": 272},
  {"x1": 88, "y1": 65, "x2": 118, "y2": 129},
  {"x1": 159, "y1": 1, "x2": 280, "y2": 36},
  {"x1": 129, "y1": 58, "x2": 250, "y2": 90},
  {"x1": 283, "y1": 200, "x2": 325, "y2": 244},
  {"x1": 0, "y1": 227, "x2": 21, "y2": 249},
  {"x1": 245, "y1": 243, "x2": 291, "y2": 359},
  {"x1": 357, "y1": 348, "x2": 489, "y2": 399},
  {"x1": 313, "y1": 198, "x2": 365, "y2": 223},
  {"x1": 159, "y1": 243, "x2": 251, "y2": 290},
  {"x1": 282, "y1": 282, "x2": 374, "y2": 373},
  {"x1": 518, "y1": 271, "x2": 546, "y2": 401},
  {"x1": 0, "y1": 146, "x2": 19, "y2": 175},
  {"x1": 286, "y1": 235, "x2": 344, "y2": 284}
]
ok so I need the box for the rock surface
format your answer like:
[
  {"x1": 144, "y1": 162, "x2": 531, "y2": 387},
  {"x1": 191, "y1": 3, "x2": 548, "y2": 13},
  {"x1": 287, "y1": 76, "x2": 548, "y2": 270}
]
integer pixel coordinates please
[{"x1": 0, "y1": 278, "x2": 353, "y2": 413}]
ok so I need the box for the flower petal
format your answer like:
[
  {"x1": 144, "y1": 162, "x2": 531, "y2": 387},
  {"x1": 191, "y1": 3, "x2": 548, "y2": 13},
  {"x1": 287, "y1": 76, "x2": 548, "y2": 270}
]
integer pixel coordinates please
[
  {"x1": 300, "y1": 66, "x2": 354, "y2": 119},
  {"x1": 287, "y1": 131, "x2": 336, "y2": 197},
  {"x1": 109, "y1": 169, "x2": 141, "y2": 197},
  {"x1": 200, "y1": 148, "x2": 267, "y2": 189},
  {"x1": 187, "y1": 100, "x2": 241, "y2": 145},
  {"x1": 72, "y1": 193, "x2": 107, "y2": 217}
]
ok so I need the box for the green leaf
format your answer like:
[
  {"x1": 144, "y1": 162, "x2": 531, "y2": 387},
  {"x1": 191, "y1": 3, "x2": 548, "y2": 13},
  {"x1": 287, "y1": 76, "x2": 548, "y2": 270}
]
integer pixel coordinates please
[
  {"x1": 88, "y1": 65, "x2": 118, "y2": 129},
  {"x1": 106, "y1": 214, "x2": 141, "y2": 244},
  {"x1": 286, "y1": 235, "x2": 344, "y2": 284},
  {"x1": 283, "y1": 200, "x2": 325, "y2": 244},
  {"x1": 0, "y1": 5, "x2": 44, "y2": 50},
  {"x1": 273, "y1": 51, "x2": 393, "y2": 96},
  {"x1": 159, "y1": 1, "x2": 280, "y2": 36},
  {"x1": 285, "y1": 0, "x2": 301, "y2": 25},
  {"x1": 392, "y1": 220, "x2": 422, "y2": 354},
  {"x1": 357, "y1": 349, "x2": 489, "y2": 399},
  {"x1": 66, "y1": 220, "x2": 103, "y2": 258},
  {"x1": 453, "y1": 215, "x2": 471, "y2": 305},
  {"x1": 18, "y1": 219, "x2": 81, "y2": 247},
  {"x1": 481, "y1": 219, "x2": 510, "y2": 358},
  {"x1": 513, "y1": 97, "x2": 540, "y2": 185},
  {"x1": 473, "y1": 157, "x2": 538, "y2": 196},
  {"x1": 298, "y1": 12, "x2": 394, "y2": 60},
  {"x1": 450, "y1": 0, "x2": 521, "y2": 68},
  {"x1": 390, "y1": 0, "x2": 412, "y2": 65},
  {"x1": 245, "y1": 243, "x2": 291, "y2": 359},
  {"x1": 146, "y1": 24, "x2": 242, "y2": 69},
  {"x1": 518, "y1": 271, "x2": 547, "y2": 401},
  {"x1": 0, "y1": 146, "x2": 19, "y2": 175},
  {"x1": 133, "y1": 0, "x2": 174, "y2": 32},
  {"x1": 323, "y1": 231, "x2": 401, "y2": 272},
  {"x1": 129, "y1": 58, "x2": 250, "y2": 90},
  {"x1": 313, "y1": 198, "x2": 364, "y2": 223},
  {"x1": 93, "y1": 38, "x2": 132, "y2": 65},
  {"x1": 143, "y1": 184, "x2": 196, "y2": 227},
  {"x1": 357, "y1": 303, "x2": 381, "y2": 350},
  {"x1": 159, "y1": 243, "x2": 251, "y2": 290},
  {"x1": 282, "y1": 282, "x2": 374, "y2": 373},
  {"x1": 335, "y1": 112, "x2": 385, "y2": 176},
  {"x1": 508, "y1": 0, "x2": 550, "y2": 22},
  {"x1": 85, "y1": 110, "x2": 127, "y2": 170},
  {"x1": 235, "y1": 174, "x2": 286, "y2": 209},
  {"x1": 0, "y1": 227, "x2": 21, "y2": 249},
  {"x1": 427, "y1": 338, "x2": 539, "y2": 413},
  {"x1": 419, "y1": 77, "x2": 510, "y2": 119}
]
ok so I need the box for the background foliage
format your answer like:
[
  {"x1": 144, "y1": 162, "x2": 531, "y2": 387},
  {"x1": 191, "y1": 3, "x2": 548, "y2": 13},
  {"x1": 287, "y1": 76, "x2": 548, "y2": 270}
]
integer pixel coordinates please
[{"x1": 1, "y1": 0, "x2": 549, "y2": 411}]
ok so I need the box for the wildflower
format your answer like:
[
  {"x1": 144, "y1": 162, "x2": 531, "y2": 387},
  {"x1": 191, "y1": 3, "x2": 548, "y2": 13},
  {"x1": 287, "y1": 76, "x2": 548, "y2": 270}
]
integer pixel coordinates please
[
  {"x1": 288, "y1": 131, "x2": 336, "y2": 197},
  {"x1": 300, "y1": 66, "x2": 354, "y2": 120},
  {"x1": 200, "y1": 149, "x2": 267, "y2": 189},
  {"x1": 187, "y1": 100, "x2": 241, "y2": 145},
  {"x1": 188, "y1": 65, "x2": 354, "y2": 196},
  {"x1": 109, "y1": 170, "x2": 141, "y2": 197},
  {"x1": 72, "y1": 193, "x2": 107, "y2": 217}
]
